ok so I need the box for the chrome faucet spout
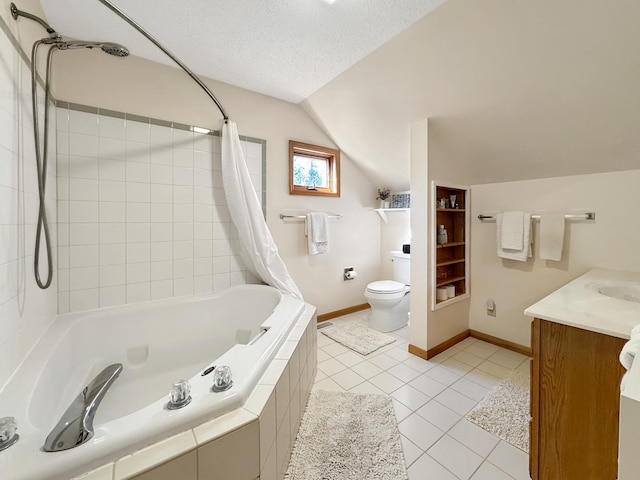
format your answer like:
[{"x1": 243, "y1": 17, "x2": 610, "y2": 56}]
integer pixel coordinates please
[{"x1": 43, "y1": 363, "x2": 123, "y2": 452}]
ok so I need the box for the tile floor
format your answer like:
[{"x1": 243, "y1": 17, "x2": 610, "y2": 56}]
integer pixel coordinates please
[{"x1": 312, "y1": 310, "x2": 531, "y2": 480}]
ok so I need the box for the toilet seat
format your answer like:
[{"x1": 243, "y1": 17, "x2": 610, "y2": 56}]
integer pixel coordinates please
[{"x1": 366, "y1": 280, "x2": 406, "y2": 294}]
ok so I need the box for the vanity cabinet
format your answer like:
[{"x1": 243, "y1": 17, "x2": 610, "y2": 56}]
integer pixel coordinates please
[
  {"x1": 530, "y1": 318, "x2": 626, "y2": 479},
  {"x1": 431, "y1": 182, "x2": 469, "y2": 310}
]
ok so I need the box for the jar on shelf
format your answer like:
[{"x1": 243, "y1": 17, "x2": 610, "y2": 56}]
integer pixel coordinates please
[{"x1": 437, "y1": 225, "x2": 448, "y2": 245}]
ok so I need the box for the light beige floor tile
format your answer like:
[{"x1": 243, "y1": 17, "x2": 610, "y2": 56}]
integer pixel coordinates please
[
  {"x1": 398, "y1": 413, "x2": 444, "y2": 450},
  {"x1": 407, "y1": 453, "x2": 458, "y2": 480},
  {"x1": 428, "y1": 434, "x2": 484, "y2": 480}
]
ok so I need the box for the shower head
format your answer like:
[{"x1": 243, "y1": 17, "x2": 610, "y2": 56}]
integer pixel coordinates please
[{"x1": 57, "y1": 40, "x2": 129, "y2": 57}]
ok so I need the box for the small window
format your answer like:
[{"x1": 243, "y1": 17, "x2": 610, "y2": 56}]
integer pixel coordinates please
[{"x1": 289, "y1": 140, "x2": 340, "y2": 197}]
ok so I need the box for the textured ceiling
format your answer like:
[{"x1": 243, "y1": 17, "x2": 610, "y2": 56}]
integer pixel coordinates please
[{"x1": 39, "y1": 0, "x2": 446, "y2": 103}]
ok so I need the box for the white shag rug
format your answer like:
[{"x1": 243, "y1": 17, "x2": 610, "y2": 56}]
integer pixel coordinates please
[
  {"x1": 285, "y1": 390, "x2": 408, "y2": 480},
  {"x1": 465, "y1": 370, "x2": 530, "y2": 452},
  {"x1": 321, "y1": 322, "x2": 395, "y2": 355}
]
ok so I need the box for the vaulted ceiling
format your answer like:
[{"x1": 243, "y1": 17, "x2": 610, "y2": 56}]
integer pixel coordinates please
[{"x1": 40, "y1": 0, "x2": 640, "y2": 190}]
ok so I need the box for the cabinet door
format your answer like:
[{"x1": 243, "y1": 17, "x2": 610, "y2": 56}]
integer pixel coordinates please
[{"x1": 535, "y1": 319, "x2": 625, "y2": 479}]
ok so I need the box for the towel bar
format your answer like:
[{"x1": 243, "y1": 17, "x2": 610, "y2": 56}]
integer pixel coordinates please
[
  {"x1": 478, "y1": 212, "x2": 595, "y2": 221},
  {"x1": 279, "y1": 214, "x2": 342, "y2": 220}
]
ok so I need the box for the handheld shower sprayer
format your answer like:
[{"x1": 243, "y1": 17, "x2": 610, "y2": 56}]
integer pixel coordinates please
[{"x1": 11, "y1": 2, "x2": 129, "y2": 289}]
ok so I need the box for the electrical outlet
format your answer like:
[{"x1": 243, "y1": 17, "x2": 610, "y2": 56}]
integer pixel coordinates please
[{"x1": 486, "y1": 298, "x2": 496, "y2": 317}]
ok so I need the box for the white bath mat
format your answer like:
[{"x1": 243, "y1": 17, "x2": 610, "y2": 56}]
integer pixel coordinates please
[
  {"x1": 321, "y1": 322, "x2": 395, "y2": 355},
  {"x1": 465, "y1": 370, "x2": 530, "y2": 452},
  {"x1": 285, "y1": 390, "x2": 408, "y2": 480}
]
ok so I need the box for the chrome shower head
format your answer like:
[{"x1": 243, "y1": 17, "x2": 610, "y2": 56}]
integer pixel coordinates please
[
  {"x1": 57, "y1": 40, "x2": 129, "y2": 57},
  {"x1": 101, "y1": 42, "x2": 129, "y2": 57}
]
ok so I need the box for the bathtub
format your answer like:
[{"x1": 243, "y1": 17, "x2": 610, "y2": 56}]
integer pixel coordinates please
[{"x1": 0, "y1": 284, "x2": 305, "y2": 480}]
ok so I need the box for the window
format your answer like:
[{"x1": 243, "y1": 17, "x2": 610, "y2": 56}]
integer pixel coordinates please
[{"x1": 289, "y1": 140, "x2": 340, "y2": 197}]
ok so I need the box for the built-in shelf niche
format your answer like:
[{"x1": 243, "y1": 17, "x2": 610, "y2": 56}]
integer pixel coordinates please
[{"x1": 431, "y1": 182, "x2": 470, "y2": 310}]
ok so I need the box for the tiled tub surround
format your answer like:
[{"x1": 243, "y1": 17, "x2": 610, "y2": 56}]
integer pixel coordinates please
[
  {"x1": 0, "y1": 18, "x2": 58, "y2": 389},
  {"x1": 67, "y1": 303, "x2": 317, "y2": 480},
  {"x1": 56, "y1": 104, "x2": 266, "y2": 314},
  {"x1": 0, "y1": 286, "x2": 314, "y2": 480}
]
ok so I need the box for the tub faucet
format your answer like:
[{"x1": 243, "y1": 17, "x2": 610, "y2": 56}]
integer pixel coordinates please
[{"x1": 43, "y1": 363, "x2": 123, "y2": 452}]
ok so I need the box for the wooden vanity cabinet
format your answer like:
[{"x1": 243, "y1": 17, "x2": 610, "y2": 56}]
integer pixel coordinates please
[{"x1": 530, "y1": 318, "x2": 626, "y2": 479}]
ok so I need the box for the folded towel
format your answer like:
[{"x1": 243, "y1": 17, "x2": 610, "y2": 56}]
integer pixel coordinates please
[
  {"x1": 305, "y1": 212, "x2": 328, "y2": 255},
  {"x1": 496, "y1": 212, "x2": 532, "y2": 262},
  {"x1": 621, "y1": 324, "x2": 640, "y2": 375},
  {"x1": 539, "y1": 213, "x2": 565, "y2": 261},
  {"x1": 501, "y1": 211, "x2": 525, "y2": 250}
]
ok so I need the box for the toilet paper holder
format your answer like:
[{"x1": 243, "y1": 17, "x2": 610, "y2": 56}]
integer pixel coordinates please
[{"x1": 343, "y1": 266, "x2": 357, "y2": 281}]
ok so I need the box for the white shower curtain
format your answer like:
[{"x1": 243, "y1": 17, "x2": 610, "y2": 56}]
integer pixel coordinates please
[{"x1": 221, "y1": 120, "x2": 303, "y2": 300}]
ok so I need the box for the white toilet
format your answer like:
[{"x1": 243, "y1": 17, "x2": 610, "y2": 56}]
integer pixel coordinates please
[{"x1": 365, "y1": 251, "x2": 410, "y2": 332}]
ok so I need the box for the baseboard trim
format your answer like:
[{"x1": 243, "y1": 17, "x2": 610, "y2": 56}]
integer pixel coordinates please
[
  {"x1": 469, "y1": 329, "x2": 532, "y2": 357},
  {"x1": 409, "y1": 329, "x2": 471, "y2": 360},
  {"x1": 317, "y1": 303, "x2": 370, "y2": 323}
]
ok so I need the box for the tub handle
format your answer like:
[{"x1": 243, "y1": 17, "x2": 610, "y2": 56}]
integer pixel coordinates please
[{"x1": 43, "y1": 363, "x2": 123, "y2": 452}]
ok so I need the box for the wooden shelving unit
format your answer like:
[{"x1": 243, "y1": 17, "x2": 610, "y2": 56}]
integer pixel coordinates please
[{"x1": 431, "y1": 182, "x2": 470, "y2": 310}]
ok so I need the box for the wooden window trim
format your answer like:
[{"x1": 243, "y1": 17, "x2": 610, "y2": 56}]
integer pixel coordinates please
[{"x1": 289, "y1": 140, "x2": 340, "y2": 197}]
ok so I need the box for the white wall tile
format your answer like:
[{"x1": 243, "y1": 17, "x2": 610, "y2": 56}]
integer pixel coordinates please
[
  {"x1": 126, "y1": 120, "x2": 150, "y2": 143},
  {"x1": 69, "y1": 201, "x2": 99, "y2": 223},
  {"x1": 126, "y1": 141, "x2": 150, "y2": 163},
  {"x1": 100, "y1": 285, "x2": 126, "y2": 307},
  {"x1": 100, "y1": 180, "x2": 126, "y2": 202},
  {"x1": 127, "y1": 243, "x2": 151, "y2": 263},
  {"x1": 126, "y1": 203, "x2": 150, "y2": 222},
  {"x1": 69, "y1": 156, "x2": 99, "y2": 179},
  {"x1": 70, "y1": 267, "x2": 100, "y2": 290},
  {"x1": 151, "y1": 279, "x2": 173, "y2": 300},
  {"x1": 100, "y1": 244, "x2": 126, "y2": 265},
  {"x1": 99, "y1": 159, "x2": 125, "y2": 181},
  {"x1": 151, "y1": 204, "x2": 173, "y2": 223},
  {"x1": 99, "y1": 115, "x2": 125, "y2": 139},
  {"x1": 69, "y1": 223, "x2": 99, "y2": 245},
  {"x1": 126, "y1": 183, "x2": 150, "y2": 203},
  {"x1": 150, "y1": 165, "x2": 173, "y2": 185},
  {"x1": 70, "y1": 178, "x2": 99, "y2": 201},
  {"x1": 127, "y1": 282, "x2": 150, "y2": 303},
  {"x1": 126, "y1": 162, "x2": 150, "y2": 183},
  {"x1": 62, "y1": 114, "x2": 261, "y2": 313},
  {"x1": 150, "y1": 223, "x2": 172, "y2": 242},
  {"x1": 70, "y1": 110, "x2": 99, "y2": 136},
  {"x1": 70, "y1": 288, "x2": 99, "y2": 311},
  {"x1": 100, "y1": 223, "x2": 125, "y2": 244},
  {"x1": 69, "y1": 133, "x2": 99, "y2": 157},
  {"x1": 100, "y1": 264, "x2": 125, "y2": 287},
  {"x1": 99, "y1": 202, "x2": 125, "y2": 223},
  {"x1": 127, "y1": 262, "x2": 150, "y2": 284}
]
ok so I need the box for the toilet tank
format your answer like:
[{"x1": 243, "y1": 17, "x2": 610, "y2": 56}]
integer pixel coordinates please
[{"x1": 391, "y1": 251, "x2": 410, "y2": 285}]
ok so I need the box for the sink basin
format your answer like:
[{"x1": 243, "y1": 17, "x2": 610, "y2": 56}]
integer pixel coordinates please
[{"x1": 588, "y1": 281, "x2": 640, "y2": 303}]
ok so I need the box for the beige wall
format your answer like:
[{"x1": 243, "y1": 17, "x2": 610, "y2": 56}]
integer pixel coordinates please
[{"x1": 470, "y1": 169, "x2": 640, "y2": 347}]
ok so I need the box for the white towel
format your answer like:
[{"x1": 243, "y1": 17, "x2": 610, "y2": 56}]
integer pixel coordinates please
[
  {"x1": 305, "y1": 212, "x2": 328, "y2": 255},
  {"x1": 620, "y1": 324, "x2": 640, "y2": 371},
  {"x1": 539, "y1": 213, "x2": 565, "y2": 261},
  {"x1": 501, "y1": 211, "x2": 525, "y2": 250},
  {"x1": 496, "y1": 212, "x2": 532, "y2": 262}
]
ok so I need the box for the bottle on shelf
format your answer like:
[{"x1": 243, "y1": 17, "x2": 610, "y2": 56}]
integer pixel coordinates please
[{"x1": 437, "y1": 225, "x2": 448, "y2": 245}]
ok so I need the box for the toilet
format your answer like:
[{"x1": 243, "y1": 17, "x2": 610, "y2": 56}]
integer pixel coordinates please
[{"x1": 365, "y1": 250, "x2": 410, "y2": 332}]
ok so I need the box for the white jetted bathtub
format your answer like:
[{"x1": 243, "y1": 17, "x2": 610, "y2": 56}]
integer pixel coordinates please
[{"x1": 0, "y1": 284, "x2": 305, "y2": 480}]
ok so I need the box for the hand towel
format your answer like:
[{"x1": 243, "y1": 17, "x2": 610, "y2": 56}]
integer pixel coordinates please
[
  {"x1": 539, "y1": 213, "x2": 565, "y2": 261},
  {"x1": 305, "y1": 212, "x2": 328, "y2": 255},
  {"x1": 496, "y1": 212, "x2": 532, "y2": 261},
  {"x1": 500, "y1": 211, "x2": 525, "y2": 250},
  {"x1": 620, "y1": 324, "x2": 640, "y2": 371}
]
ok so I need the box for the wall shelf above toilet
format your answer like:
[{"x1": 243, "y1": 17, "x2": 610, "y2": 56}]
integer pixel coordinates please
[{"x1": 373, "y1": 208, "x2": 410, "y2": 223}]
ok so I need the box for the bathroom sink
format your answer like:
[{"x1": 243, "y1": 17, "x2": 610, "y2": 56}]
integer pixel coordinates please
[{"x1": 588, "y1": 281, "x2": 640, "y2": 303}]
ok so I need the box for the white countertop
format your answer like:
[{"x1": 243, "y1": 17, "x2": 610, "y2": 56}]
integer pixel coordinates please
[{"x1": 524, "y1": 268, "x2": 640, "y2": 339}]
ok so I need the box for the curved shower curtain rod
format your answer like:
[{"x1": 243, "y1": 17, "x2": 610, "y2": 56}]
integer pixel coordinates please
[{"x1": 97, "y1": 0, "x2": 229, "y2": 121}]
